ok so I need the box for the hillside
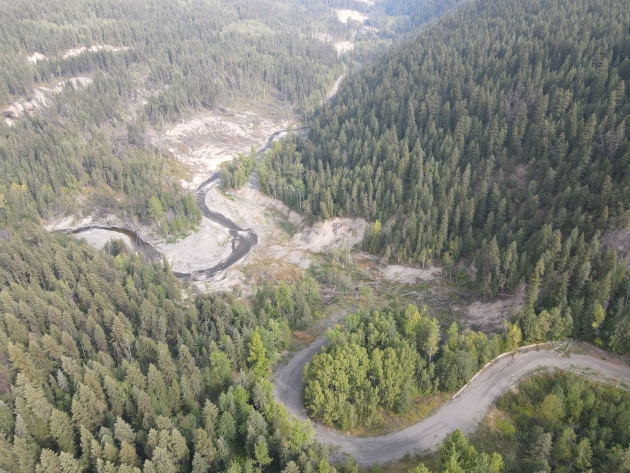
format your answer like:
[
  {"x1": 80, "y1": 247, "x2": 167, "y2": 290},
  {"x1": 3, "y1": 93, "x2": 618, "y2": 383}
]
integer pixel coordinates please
[
  {"x1": 0, "y1": 0, "x2": 464, "y2": 237},
  {"x1": 262, "y1": 0, "x2": 630, "y2": 353},
  {"x1": 0, "y1": 226, "x2": 335, "y2": 473},
  {"x1": 0, "y1": 0, "x2": 346, "y2": 235},
  {"x1": 1, "y1": 0, "x2": 630, "y2": 472}
]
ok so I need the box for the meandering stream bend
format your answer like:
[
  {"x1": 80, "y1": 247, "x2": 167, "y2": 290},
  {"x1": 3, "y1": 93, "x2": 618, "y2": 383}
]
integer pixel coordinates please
[
  {"x1": 273, "y1": 341, "x2": 630, "y2": 466},
  {"x1": 71, "y1": 127, "x2": 296, "y2": 280},
  {"x1": 70, "y1": 62, "x2": 329, "y2": 278}
]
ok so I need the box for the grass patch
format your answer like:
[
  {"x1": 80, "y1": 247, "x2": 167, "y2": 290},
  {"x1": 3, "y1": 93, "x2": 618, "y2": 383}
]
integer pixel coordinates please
[
  {"x1": 377, "y1": 452, "x2": 439, "y2": 473},
  {"x1": 348, "y1": 393, "x2": 451, "y2": 437},
  {"x1": 164, "y1": 230, "x2": 194, "y2": 244},
  {"x1": 292, "y1": 330, "x2": 316, "y2": 347},
  {"x1": 277, "y1": 219, "x2": 297, "y2": 237},
  {"x1": 262, "y1": 207, "x2": 297, "y2": 237},
  {"x1": 271, "y1": 265, "x2": 302, "y2": 281},
  {"x1": 463, "y1": 406, "x2": 521, "y2": 471},
  {"x1": 468, "y1": 425, "x2": 519, "y2": 471}
]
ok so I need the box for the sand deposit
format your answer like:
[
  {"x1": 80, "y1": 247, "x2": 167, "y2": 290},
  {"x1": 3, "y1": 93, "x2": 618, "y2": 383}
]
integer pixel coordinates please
[
  {"x1": 334, "y1": 9, "x2": 368, "y2": 24},
  {"x1": 25, "y1": 45, "x2": 128, "y2": 63},
  {"x1": 193, "y1": 268, "x2": 249, "y2": 295},
  {"x1": 152, "y1": 76, "x2": 359, "y2": 289},
  {"x1": 38, "y1": 70, "x2": 368, "y2": 295},
  {"x1": 324, "y1": 74, "x2": 345, "y2": 103},
  {"x1": 54, "y1": 195, "x2": 234, "y2": 275},
  {"x1": 334, "y1": 42, "x2": 354, "y2": 55},
  {"x1": 72, "y1": 228, "x2": 139, "y2": 251},
  {"x1": 316, "y1": 33, "x2": 334, "y2": 43},
  {"x1": 63, "y1": 45, "x2": 129, "y2": 59},
  {"x1": 54, "y1": 75, "x2": 360, "y2": 291},
  {"x1": 155, "y1": 218, "x2": 233, "y2": 273},
  {"x1": 27, "y1": 52, "x2": 47, "y2": 63},
  {"x1": 314, "y1": 34, "x2": 354, "y2": 57},
  {"x1": 291, "y1": 218, "x2": 366, "y2": 253},
  {"x1": 154, "y1": 107, "x2": 292, "y2": 190},
  {"x1": 3, "y1": 76, "x2": 92, "y2": 125},
  {"x1": 381, "y1": 265, "x2": 441, "y2": 283},
  {"x1": 178, "y1": 174, "x2": 367, "y2": 289}
]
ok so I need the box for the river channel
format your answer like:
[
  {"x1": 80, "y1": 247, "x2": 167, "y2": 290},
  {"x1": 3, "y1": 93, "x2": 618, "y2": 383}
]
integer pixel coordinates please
[{"x1": 71, "y1": 127, "x2": 294, "y2": 280}]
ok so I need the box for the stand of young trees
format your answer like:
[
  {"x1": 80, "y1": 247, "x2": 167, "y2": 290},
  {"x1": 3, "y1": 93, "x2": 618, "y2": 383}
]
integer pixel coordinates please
[
  {"x1": 303, "y1": 305, "x2": 515, "y2": 431},
  {"x1": 261, "y1": 0, "x2": 630, "y2": 354},
  {"x1": 420, "y1": 430, "x2": 504, "y2": 473},
  {"x1": 221, "y1": 151, "x2": 257, "y2": 191},
  {"x1": 477, "y1": 371, "x2": 630, "y2": 472},
  {"x1": 0, "y1": 226, "x2": 333, "y2": 473}
]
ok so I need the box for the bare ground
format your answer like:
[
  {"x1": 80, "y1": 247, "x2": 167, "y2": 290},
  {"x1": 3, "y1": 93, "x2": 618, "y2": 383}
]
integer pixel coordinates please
[
  {"x1": 70, "y1": 228, "x2": 139, "y2": 252},
  {"x1": 381, "y1": 265, "x2": 441, "y2": 284},
  {"x1": 49, "y1": 78, "x2": 372, "y2": 290},
  {"x1": 44, "y1": 202, "x2": 232, "y2": 275},
  {"x1": 191, "y1": 173, "x2": 368, "y2": 291},
  {"x1": 62, "y1": 45, "x2": 129, "y2": 59},
  {"x1": 50, "y1": 75, "x2": 428, "y2": 295},
  {"x1": 3, "y1": 76, "x2": 93, "y2": 125},
  {"x1": 153, "y1": 104, "x2": 294, "y2": 190},
  {"x1": 44, "y1": 215, "x2": 93, "y2": 232},
  {"x1": 149, "y1": 78, "x2": 372, "y2": 291},
  {"x1": 603, "y1": 228, "x2": 630, "y2": 259},
  {"x1": 27, "y1": 52, "x2": 47, "y2": 63},
  {"x1": 9, "y1": 45, "x2": 129, "y2": 124},
  {"x1": 334, "y1": 42, "x2": 354, "y2": 55},
  {"x1": 25, "y1": 45, "x2": 128, "y2": 63},
  {"x1": 334, "y1": 9, "x2": 368, "y2": 23},
  {"x1": 315, "y1": 34, "x2": 356, "y2": 57},
  {"x1": 462, "y1": 285, "x2": 526, "y2": 332},
  {"x1": 155, "y1": 219, "x2": 233, "y2": 273},
  {"x1": 362, "y1": 26, "x2": 380, "y2": 34}
]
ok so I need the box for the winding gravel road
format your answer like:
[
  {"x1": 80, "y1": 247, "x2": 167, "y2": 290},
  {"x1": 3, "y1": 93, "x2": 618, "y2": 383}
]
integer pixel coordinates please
[{"x1": 273, "y1": 340, "x2": 630, "y2": 466}]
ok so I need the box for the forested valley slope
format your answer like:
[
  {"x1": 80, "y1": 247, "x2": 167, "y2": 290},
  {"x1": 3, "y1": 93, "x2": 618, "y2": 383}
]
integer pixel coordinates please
[
  {"x1": 0, "y1": 0, "x2": 345, "y2": 234},
  {"x1": 262, "y1": 0, "x2": 630, "y2": 353},
  {"x1": 0, "y1": 0, "x2": 630, "y2": 473}
]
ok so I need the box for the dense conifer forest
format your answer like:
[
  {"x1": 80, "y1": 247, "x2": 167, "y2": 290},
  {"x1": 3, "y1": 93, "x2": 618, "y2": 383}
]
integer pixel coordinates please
[
  {"x1": 1, "y1": 0, "x2": 630, "y2": 471},
  {"x1": 261, "y1": 0, "x2": 630, "y2": 353},
  {"x1": 0, "y1": 227, "x2": 334, "y2": 473},
  {"x1": 0, "y1": 0, "x2": 344, "y2": 233}
]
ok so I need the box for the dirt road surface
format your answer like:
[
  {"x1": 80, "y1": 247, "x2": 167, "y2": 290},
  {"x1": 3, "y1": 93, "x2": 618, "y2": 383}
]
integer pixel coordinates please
[{"x1": 273, "y1": 341, "x2": 630, "y2": 466}]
